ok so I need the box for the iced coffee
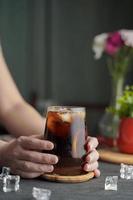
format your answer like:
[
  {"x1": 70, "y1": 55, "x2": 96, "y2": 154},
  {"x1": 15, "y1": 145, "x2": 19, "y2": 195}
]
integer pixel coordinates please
[{"x1": 44, "y1": 106, "x2": 87, "y2": 176}]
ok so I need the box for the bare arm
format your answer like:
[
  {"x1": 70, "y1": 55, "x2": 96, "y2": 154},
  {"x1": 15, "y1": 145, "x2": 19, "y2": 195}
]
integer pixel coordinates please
[{"x1": 0, "y1": 46, "x2": 44, "y2": 137}]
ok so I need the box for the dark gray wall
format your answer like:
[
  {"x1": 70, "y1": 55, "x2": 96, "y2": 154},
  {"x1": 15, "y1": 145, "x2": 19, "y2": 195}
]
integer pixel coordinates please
[
  {"x1": 0, "y1": 0, "x2": 133, "y2": 133},
  {"x1": 0, "y1": 0, "x2": 29, "y2": 98},
  {"x1": 51, "y1": 0, "x2": 133, "y2": 103},
  {"x1": 0, "y1": 0, "x2": 133, "y2": 102}
]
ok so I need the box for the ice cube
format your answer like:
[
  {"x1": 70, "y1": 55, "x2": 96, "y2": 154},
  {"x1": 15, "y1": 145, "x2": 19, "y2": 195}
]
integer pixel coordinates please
[
  {"x1": 120, "y1": 163, "x2": 126, "y2": 179},
  {"x1": 32, "y1": 187, "x2": 51, "y2": 200},
  {"x1": 59, "y1": 113, "x2": 72, "y2": 123},
  {"x1": 0, "y1": 167, "x2": 10, "y2": 180},
  {"x1": 3, "y1": 175, "x2": 20, "y2": 192},
  {"x1": 104, "y1": 176, "x2": 118, "y2": 191},
  {"x1": 120, "y1": 163, "x2": 133, "y2": 179}
]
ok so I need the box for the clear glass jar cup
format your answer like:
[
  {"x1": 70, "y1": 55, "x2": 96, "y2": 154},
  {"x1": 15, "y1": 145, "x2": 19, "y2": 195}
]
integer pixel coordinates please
[{"x1": 44, "y1": 106, "x2": 87, "y2": 176}]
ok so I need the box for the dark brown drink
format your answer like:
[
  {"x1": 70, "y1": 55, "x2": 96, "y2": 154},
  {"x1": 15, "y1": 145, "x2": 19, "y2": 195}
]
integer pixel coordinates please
[{"x1": 44, "y1": 106, "x2": 87, "y2": 176}]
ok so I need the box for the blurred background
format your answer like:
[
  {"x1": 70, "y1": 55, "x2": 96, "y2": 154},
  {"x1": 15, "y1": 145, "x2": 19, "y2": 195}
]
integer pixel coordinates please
[{"x1": 0, "y1": 0, "x2": 133, "y2": 135}]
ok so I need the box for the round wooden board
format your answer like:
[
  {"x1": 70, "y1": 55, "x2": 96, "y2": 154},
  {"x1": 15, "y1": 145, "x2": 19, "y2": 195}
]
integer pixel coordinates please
[
  {"x1": 98, "y1": 148, "x2": 133, "y2": 164},
  {"x1": 42, "y1": 171, "x2": 94, "y2": 183}
]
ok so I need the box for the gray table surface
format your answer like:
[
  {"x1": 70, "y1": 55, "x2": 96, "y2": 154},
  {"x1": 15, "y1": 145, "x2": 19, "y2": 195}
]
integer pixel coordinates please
[{"x1": 0, "y1": 162, "x2": 133, "y2": 200}]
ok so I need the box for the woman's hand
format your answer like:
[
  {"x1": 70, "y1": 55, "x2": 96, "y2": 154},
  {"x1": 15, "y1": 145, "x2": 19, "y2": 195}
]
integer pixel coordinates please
[
  {"x1": 82, "y1": 136, "x2": 100, "y2": 177},
  {"x1": 0, "y1": 135, "x2": 58, "y2": 178}
]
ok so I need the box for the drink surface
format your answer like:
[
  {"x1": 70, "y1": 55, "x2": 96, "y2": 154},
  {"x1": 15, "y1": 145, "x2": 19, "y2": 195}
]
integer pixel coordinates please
[{"x1": 44, "y1": 107, "x2": 87, "y2": 175}]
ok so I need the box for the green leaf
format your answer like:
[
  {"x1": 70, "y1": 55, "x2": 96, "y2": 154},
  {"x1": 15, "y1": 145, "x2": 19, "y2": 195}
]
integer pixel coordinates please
[{"x1": 108, "y1": 85, "x2": 133, "y2": 118}]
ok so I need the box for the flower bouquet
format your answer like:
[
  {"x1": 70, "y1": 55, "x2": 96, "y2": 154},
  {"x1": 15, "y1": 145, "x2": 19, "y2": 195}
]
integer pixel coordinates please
[{"x1": 92, "y1": 30, "x2": 133, "y2": 143}]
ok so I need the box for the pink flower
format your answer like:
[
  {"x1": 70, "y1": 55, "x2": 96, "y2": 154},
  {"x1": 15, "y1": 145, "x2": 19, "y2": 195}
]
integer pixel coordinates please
[
  {"x1": 105, "y1": 32, "x2": 124, "y2": 55},
  {"x1": 120, "y1": 29, "x2": 133, "y2": 47}
]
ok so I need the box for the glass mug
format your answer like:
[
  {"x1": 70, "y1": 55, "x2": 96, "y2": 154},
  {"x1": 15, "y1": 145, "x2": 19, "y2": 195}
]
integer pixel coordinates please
[{"x1": 44, "y1": 106, "x2": 87, "y2": 176}]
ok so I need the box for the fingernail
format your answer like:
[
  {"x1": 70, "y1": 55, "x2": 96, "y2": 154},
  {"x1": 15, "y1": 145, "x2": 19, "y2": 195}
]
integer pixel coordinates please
[
  {"x1": 83, "y1": 163, "x2": 90, "y2": 171},
  {"x1": 48, "y1": 165, "x2": 54, "y2": 172},
  {"x1": 55, "y1": 156, "x2": 59, "y2": 163},
  {"x1": 46, "y1": 142, "x2": 54, "y2": 150},
  {"x1": 52, "y1": 156, "x2": 58, "y2": 164},
  {"x1": 94, "y1": 169, "x2": 101, "y2": 177}
]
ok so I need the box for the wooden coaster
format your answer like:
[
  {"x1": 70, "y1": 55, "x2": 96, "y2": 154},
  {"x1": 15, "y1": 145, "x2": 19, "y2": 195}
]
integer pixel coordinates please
[
  {"x1": 98, "y1": 148, "x2": 133, "y2": 164},
  {"x1": 42, "y1": 171, "x2": 94, "y2": 183},
  {"x1": 42, "y1": 158, "x2": 95, "y2": 183}
]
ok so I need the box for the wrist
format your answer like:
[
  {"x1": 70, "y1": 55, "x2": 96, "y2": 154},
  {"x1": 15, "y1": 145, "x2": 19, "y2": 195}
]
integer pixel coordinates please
[{"x1": 0, "y1": 140, "x2": 9, "y2": 166}]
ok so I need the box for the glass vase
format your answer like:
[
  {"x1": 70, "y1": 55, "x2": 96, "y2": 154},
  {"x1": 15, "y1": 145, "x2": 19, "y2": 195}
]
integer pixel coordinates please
[{"x1": 99, "y1": 76, "x2": 124, "y2": 146}]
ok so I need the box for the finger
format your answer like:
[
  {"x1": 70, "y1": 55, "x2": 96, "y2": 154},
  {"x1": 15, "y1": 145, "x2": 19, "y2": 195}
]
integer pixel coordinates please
[
  {"x1": 84, "y1": 149, "x2": 99, "y2": 163},
  {"x1": 18, "y1": 136, "x2": 54, "y2": 150},
  {"x1": 12, "y1": 160, "x2": 54, "y2": 173},
  {"x1": 12, "y1": 169, "x2": 43, "y2": 179},
  {"x1": 19, "y1": 150, "x2": 58, "y2": 165},
  {"x1": 85, "y1": 137, "x2": 98, "y2": 152},
  {"x1": 94, "y1": 169, "x2": 101, "y2": 177},
  {"x1": 83, "y1": 161, "x2": 99, "y2": 172}
]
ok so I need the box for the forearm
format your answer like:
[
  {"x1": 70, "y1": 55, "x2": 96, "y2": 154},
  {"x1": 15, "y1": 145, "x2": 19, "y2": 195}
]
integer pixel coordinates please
[
  {"x1": 0, "y1": 47, "x2": 45, "y2": 137},
  {"x1": 1, "y1": 101, "x2": 45, "y2": 137}
]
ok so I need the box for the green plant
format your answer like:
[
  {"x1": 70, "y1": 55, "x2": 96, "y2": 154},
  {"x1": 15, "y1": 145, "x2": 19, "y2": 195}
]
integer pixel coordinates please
[{"x1": 108, "y1": 85, "x2": 133, "y2": 118}]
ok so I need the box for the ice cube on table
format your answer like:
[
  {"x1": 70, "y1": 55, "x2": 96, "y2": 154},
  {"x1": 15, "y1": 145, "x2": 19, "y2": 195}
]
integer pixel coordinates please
[
  {"x1": 120, "y1": 163, "x2": 133, "y2": 179},
  {"x1": 32, "y1": 187, "x2": 51, "y2": 200},
  {"x1": 104, "y1": 176, "x2": 118, "y2": 191},
  {"x1": 0, "y1": 167, "x2": 10, "y2": 180},
  {"x1": 3, "y1": 175, "x2": 20, "y2": 192}
]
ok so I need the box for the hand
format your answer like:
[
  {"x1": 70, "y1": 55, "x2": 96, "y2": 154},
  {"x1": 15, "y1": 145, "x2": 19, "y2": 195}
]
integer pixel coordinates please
[
  {"x1": 0, "y1": 135, "x2": 58, "y2": 178},
  {"x1": 82, "y1": 136, "x2": 100, "y2": 177}
]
